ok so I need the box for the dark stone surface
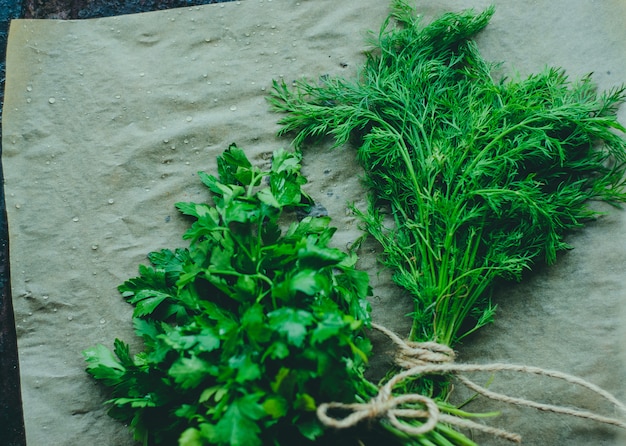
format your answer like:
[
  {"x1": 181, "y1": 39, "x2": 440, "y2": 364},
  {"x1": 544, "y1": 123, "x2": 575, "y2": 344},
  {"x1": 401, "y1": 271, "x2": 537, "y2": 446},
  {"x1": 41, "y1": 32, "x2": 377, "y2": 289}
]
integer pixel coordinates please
[
  {"x1": 22, "y1": 0, "x2": 233, "y2": 19},
  {"x1": 1, "y1": 0, "x2": 22, "y2": 119},
  {"x1": 0, "y1": 2, "x2": 234, "y2": 445},
  {"x1": 0, "y1": 2, "x2": 27, "y2": 444},
  {"x1": 0, "y1": 173, "x2": 23, "y2": 446}
]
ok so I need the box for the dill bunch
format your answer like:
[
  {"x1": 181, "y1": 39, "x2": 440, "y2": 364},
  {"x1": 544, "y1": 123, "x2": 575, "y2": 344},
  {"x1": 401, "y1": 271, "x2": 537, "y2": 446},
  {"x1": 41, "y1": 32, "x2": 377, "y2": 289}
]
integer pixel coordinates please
[{"x1": 270, "y1": 0, "x2": 626, "y2": 348}]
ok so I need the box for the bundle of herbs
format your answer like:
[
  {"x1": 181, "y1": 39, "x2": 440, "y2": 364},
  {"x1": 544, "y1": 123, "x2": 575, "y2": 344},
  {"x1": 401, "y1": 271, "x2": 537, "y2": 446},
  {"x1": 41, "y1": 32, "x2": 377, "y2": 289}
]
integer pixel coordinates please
[
  {"x1": 269, "y1": 0, "x2": 626, "y2": 441},
  {"x1": 83, "y1": 146, "x2": 383, "y2": 445},
  {"x1": 271, "y1": 1, "x2": 626, "y2": 346}
]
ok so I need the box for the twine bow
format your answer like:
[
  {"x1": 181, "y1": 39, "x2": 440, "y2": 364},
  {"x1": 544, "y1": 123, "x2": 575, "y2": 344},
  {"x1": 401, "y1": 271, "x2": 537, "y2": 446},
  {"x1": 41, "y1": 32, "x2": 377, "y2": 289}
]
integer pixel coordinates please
[
  {"x1": 317, "y1": 390, "x2": 440, "y2": 437},
  {"x1": 317, "y1": 323, "x2": 626, "y2": 443}
]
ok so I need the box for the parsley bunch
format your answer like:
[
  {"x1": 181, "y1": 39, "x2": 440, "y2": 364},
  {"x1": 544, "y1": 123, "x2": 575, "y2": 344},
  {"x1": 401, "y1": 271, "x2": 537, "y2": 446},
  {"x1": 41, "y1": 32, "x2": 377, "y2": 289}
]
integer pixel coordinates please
[{"x1": 83, "y1": 145, "x2": 376, "y2": 445}]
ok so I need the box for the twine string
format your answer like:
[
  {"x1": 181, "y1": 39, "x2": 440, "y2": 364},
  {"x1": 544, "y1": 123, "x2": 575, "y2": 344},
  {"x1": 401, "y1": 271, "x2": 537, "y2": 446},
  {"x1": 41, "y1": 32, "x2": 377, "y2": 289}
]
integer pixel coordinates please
[{"x1": 316, "y1": 323, "x2": 626, "y2": 443}]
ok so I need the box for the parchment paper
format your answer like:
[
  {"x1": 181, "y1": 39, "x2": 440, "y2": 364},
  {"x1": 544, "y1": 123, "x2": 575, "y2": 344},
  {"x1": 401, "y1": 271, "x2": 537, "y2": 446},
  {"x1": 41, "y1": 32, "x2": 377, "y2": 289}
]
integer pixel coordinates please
[{"x1": 3, "y1": 1, "x2": 625, "y2": 444}]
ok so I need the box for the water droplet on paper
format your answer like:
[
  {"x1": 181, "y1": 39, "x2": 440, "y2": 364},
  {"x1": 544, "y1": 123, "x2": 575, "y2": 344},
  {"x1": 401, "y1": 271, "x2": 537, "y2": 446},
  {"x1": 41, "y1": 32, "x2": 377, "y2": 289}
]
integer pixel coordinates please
[
  {"x1": 42, "y1": 295, "x2": 49, "y2": 300},
  {"x1": 48, "y1": 97, "x2": 56, "y2": 104},
  {"x1": 99, "y1": 318, "x2": 106, "y2": 324},
  {"x1": 72, "y1": 217, "x2": 79, "y2": 222},
  {"x1": 67, "y1": 315, "x2": 73, "y2": 321},
  {"x1": 186, "y1": 116, "x2": 193, "y2": 122},
  {"x1": 107, "y1": 198, "x2": 115, "y2": 204},
  {"x1": 26, "y1": 85, "x2": 32, "y2": 92},
  {"x1": 91, "y1": 244, "x2": 99, "y2": 250},
  {"x1": 229, "y1": 105, "x2": 237, "y2": 111}
]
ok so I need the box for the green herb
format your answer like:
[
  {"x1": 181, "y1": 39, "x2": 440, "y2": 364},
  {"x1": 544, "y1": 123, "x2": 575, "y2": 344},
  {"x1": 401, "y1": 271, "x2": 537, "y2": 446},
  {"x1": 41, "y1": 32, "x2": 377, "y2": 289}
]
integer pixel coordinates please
[
  {"x1": 270, "y1": 0, "x2": 626, "y2": 348},
  {"x1": 83, "y1": 145, "x2": 380, "y2": 445}
]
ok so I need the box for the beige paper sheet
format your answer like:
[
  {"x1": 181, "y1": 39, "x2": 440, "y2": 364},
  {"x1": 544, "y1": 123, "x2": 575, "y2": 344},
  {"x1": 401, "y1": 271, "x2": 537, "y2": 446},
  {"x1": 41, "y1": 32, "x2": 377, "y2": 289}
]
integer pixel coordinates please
[{"x1": 3, "y1": 0, "x2": 625, "y2": 444}]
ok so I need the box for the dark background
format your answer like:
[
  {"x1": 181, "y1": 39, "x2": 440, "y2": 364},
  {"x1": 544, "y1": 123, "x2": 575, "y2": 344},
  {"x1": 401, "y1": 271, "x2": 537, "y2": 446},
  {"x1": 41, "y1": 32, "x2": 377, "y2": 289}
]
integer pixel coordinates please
[{"x1": 0, "y1": 1, "x2": 234, "y2": 444}]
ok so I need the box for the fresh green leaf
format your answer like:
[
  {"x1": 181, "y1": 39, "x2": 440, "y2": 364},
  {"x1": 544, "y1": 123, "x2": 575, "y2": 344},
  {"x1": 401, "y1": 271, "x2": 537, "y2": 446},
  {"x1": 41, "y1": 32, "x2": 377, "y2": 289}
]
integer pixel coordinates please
[
  {"x1": 256, "y1": 188, "x2": 281, "y2": 208},
  {"x1": 131, "y1": 290, "x2": 171, "y2": 317},
  {"x1": 294, "y1": 393, "x2": 316, "y2": 412},
  {"x1": 268, "y1": 308, "x2": 314, "y2": 348},
  {"x1": 311, "y1": 312, "x2": 345, "y2": 344},
  {"x1": 110, "y1": 396, "x2": 157, "y2": 409},
  {"x1": 211, "y1": 395, "x2": 266, "y2": 446},
  {"x1": 217, "y1": 143, "x2": 262, "y2": 187},
  {"x1": 83, "y1": 343, "x2": 126, "y2": 386},
  {"x1": 297, "y1": 239, "x2": 345, "y2": 269},
  {"x1": 242, "y1": 304, "x2": 271, "y2": 342},
  {"x1": 262, "y1": 396, "x2": 288, "y2": 419},
  {"x1": 228, "y1": 352, "x2": 262, "y2": 383},
  {"x1": 289, "y1": 269, "x2": 328, "y2": 296},
  {"x1": 168, "y1": 356, "x2": 216, "y2": 389},
  {"x1": 178, "y1": 427, "x2": 204, "y2": 446}
]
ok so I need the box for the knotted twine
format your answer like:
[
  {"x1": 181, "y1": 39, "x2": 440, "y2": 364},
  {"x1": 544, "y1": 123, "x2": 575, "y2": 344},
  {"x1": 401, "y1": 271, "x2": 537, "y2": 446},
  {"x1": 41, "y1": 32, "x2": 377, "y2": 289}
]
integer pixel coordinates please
[{"x1": 317, "y1": 323, "x2": 626, "y2": 443}]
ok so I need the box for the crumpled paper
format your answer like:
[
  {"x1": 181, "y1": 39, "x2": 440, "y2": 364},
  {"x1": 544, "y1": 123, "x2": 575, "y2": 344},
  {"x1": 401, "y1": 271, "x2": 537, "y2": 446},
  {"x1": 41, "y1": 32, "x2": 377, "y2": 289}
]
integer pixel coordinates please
[{"x1": 2, "y1": 0, "x2": 625, "y2": 444}]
